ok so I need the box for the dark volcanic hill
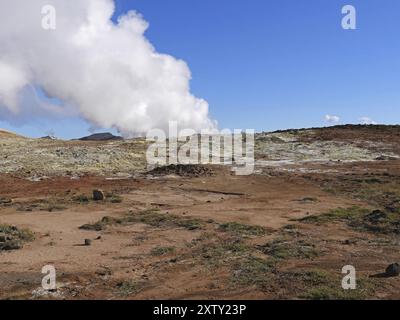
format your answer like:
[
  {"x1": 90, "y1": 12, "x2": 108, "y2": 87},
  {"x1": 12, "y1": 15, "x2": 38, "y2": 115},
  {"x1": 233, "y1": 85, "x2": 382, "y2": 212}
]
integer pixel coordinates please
[{"x1": 78, "y1": 132, "x2": 123, "y2": 141}]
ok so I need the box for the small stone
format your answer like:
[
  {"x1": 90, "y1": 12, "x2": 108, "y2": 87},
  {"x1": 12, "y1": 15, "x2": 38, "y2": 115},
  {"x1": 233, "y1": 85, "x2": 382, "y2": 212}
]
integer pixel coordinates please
[
  {"x1": 93, "y1": 189, "x2": 105, "y2": 201},
  {"x1": 84, "y1": 239, "x2": 92, "y2": 246},
  {"x1": 385, "y1": 205, "x2": 398, "y2": 213},
  {"x1": 385, "y1": 263, "x2": 400, "y2": 277}
]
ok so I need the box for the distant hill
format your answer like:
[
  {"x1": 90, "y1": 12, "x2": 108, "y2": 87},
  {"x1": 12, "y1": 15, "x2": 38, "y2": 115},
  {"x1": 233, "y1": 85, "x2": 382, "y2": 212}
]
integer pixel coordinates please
[
  {"x1": 0, "y1": 129, "x2": 25, "y2": 139},
  {"x1": 78, "y1": 132, "x2": 123, "y2": 141},
  {"x1": 40, "y1": 135, "x2": 58, "y2": 140}
]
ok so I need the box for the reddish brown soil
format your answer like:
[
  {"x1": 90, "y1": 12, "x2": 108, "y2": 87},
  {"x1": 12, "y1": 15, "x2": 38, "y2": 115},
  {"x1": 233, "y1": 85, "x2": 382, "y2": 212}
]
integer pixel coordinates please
[{"x1": 1, "y1": 162, "x2": 400, "y2": 300}]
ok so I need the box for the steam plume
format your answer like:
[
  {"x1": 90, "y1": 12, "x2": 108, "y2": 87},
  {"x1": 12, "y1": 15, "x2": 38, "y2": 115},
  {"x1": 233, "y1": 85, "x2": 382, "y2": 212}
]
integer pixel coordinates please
[{"x1": 0, "y1": 0, "x2": 216, "y2": 136}]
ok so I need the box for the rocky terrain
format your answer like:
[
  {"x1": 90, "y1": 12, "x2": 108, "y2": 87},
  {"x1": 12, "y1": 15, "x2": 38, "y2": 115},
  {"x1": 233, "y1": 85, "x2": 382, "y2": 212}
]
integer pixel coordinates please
[
  {"x1": 1, "y1": 125, "x2": 400, "y2": 300},
  {"x1": 0, "y1": 132, "x2": 149, "y2": 177}
]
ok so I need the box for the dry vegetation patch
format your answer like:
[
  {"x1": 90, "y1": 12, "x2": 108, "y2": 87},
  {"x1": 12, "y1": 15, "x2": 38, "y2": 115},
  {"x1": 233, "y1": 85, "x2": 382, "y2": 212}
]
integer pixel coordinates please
[
  {"x1": 80, "y1": 209, "x2": 205, "y2": 232},
  {"x1": 0, "y1": 225, "x2": 35, "y2": 251},
  {"x1": 298, "y1": 206, "x2": 400, "y2": 235}
]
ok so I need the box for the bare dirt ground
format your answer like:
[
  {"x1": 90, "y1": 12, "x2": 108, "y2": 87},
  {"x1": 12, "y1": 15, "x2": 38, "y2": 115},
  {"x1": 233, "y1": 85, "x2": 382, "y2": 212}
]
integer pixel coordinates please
[{"x1": 1, "y1": 125, "x2": 400, "y2": 300}]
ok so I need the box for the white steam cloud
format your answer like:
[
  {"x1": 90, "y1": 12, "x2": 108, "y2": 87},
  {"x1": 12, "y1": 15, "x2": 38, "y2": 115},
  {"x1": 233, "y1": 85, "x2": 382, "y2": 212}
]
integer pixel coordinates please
[
  {"x1": 0, "y1": 0, "x2": 216, "y2": 136},
  {"x1": 324, "y1": 114, "x2": 340, "y2": 124},
  {"x1": 359, "y1": 117, "x2": 377, "y2": 125}
]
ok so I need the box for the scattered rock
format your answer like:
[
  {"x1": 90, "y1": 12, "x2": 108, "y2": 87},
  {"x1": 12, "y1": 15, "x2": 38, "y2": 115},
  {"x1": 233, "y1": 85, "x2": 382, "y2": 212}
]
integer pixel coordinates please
[
  {"x1": 0, "y1": 198, "x2": 12, "y2": 205},
  {"x1": 385, "y1": 263, "x2": 400, "y2": 277},
  {"x1": 96, "y1": 267, "x2": 112, "y2": 277},
  {"x1": 298, "y1": 197, "x2": 318, "y2": 203},
  {"x1": 84, "y1": 239, "x2": 92, "y2": 246},
  {"x1": 31, "y1": 287, "x2": 64, "y2": 299},
  {"x1": 93, "y1": 189, "x2": 105, "y2": 201},
  {"x1": 364, "y1": 210, "x2": 387, "y2": 224},
  {"x1": 343, "y1": 239, "x2": 357, "y2": 245},
  {"x1": 385, "y1": 206, "x2": 398, "y2": 213},
  {"x1": 384, "y1": 201, "x2": 400, "y2": 213}
]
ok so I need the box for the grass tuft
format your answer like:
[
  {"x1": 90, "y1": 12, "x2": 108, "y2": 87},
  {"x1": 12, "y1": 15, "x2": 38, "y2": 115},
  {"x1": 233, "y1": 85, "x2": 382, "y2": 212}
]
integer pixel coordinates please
[
  {"x1": 116, "y1": 280, "x2": 145, "y2": 297},
  {"x1": 298, "y1": 206, "x2": 369, "y2": 224},
  {"x1": 298, "y1": 206, "x2": 400, "y2": 235},
  {"x1": 150, "y1": 246, "x2": 175, "y2": 256},
  {"x1": 0, "y1": 224, "x2": 35, "y2": 251},
  {"x1": 80, "y1": 210, "x2": 204, "y2": 232},
  {"x1": 218, "y1": 222, "x2": 267, "y2": 237},
  {"x1": 232, "y1": 256, "x2": 273, "y2": 286},
  {"x1": 258, "y1": 238, "x2": 319, "y2": 260}
]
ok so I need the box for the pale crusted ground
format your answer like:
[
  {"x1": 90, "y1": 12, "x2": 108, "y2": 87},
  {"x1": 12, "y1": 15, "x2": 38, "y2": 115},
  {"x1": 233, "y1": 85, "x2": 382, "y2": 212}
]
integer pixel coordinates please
[
  {"x1": 0, "y1": 135, "x2": 149, "y2": 177},
  {"x1": 1, "y1": 125, "x2": 399, "y2": 179}
]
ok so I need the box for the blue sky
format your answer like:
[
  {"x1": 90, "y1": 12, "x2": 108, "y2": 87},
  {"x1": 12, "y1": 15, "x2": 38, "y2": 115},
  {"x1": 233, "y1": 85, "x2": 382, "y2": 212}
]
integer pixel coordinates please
[{"x1": 2, "y1": 0, "x2": 400, "y2": 138}]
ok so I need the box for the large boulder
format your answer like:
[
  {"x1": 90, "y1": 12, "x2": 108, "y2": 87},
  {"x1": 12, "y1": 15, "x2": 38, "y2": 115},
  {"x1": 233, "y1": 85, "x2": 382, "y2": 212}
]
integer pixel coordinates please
[
  {"x1": 364, "y1": 210, "x2": 387, "y2": 224},
  {"x1": 385, "y1": 263, "x2": 400, "y2": 277},
  {"x1": 93, "y1": 189, "x2": 105, "y2": 201}
]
